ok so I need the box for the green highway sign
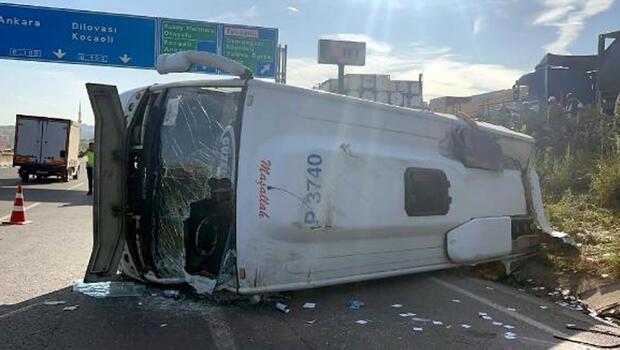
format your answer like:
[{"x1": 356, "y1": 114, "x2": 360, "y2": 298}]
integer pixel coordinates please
[
  {"x1": 222, "y1": 26, "x2": 278, "y2": 77},
  {"x1": 160, "y1": 19, "x2": 219, "y2": 73},
  {"x1": 158, "y1": 19, "x2": 278, "y2": 77}
]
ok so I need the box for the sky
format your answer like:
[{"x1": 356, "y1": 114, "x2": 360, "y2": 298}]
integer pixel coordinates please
[{"x1": 0, "y1": 0, "x2": 618, "y2": 125}]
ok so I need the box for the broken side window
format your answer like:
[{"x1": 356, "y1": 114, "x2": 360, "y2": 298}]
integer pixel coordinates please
[{"x1": 440, "y1": 126, "x2": 504, "y2": 171}]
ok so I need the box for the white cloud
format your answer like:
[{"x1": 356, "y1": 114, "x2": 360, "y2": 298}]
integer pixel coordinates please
[
  {"x1": 287, "y1": 6, "x2": 300, "y2": 13},
  {"x1": 473, "y1": 16, "x2": 485, "y2": 35},
  {"x1": 533, "y1": 0, "x2": 615, "y2": 54},
  {"x1": 207, "y1": 5, "x2": 260, "y2": 24},
  {"x1": 287, "y1": 35, "x2": 525, "y2": 99}
]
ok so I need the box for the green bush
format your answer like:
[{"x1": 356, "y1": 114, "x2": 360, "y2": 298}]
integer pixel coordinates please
[
  {"x1": 536, "y1": 151, "x2": 593, "y2": 201},
  {"x1": 591, "y1": 155, "x2": 620, "y2": 209}
]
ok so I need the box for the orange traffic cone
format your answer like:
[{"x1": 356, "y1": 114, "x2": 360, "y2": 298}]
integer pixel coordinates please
[{"x1": 3, "y1": 185, "x2": 31, "y2": 225}]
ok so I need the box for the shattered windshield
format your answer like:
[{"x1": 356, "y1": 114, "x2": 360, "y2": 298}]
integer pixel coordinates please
[{"x1": 153, "y1": 86, "x2": 241, "y2": 278}]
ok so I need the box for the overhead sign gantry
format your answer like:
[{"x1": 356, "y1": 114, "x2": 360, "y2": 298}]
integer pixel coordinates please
[{"x1": 0, "y1": 3, "x2": 278, "y2": 77}]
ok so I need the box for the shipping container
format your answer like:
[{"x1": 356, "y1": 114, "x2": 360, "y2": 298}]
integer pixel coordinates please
[
  {"x1": 346, "y1": 90, "x2": 361, "y2": 98},
  {"x1": 410, "y1": 82, "x2": 421, "y2": 95},
  {"x1": 376, "y1": 91, "x2": 390, "y2": 104},
  {"x1": 344, "y1": 74, "x2": 362, "y2": 90},
  {"x1": 319, "y1": 79, "x2": 339, "y2": 92},
  {"x1": 361, "y1": 90, "x2": 376, "y2": 101},
  {"x1": 390, "y1": 92, "x2": 405, "y2": 106},
  {"x1": 375, "y1": 75, "x2": 391, "y2": 91}
]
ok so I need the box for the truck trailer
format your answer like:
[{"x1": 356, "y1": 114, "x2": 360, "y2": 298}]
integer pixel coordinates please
[
  {"x1": 13, "y1": 115, "x2": 80, "y2": 182},
  {"x1": 83, "y1": 52, "x2": 552, "y2": 295}
]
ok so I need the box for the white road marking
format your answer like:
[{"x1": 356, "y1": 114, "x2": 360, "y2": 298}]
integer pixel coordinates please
[
  {"x1": 463, "y1": 275, "x2": 599, "y2": 325},
  {"x1": 0, "y1": 202, "x2": 41, "y2": 222},
  {"x1": 67, "y1": 182, "x2": 85, "y2": 190},
  {"x1": 429, "y1": 276, "x2": 570, "y2": 339},
  {"x1": 1, "y1": 183, "x2": 83, "y2": 221},
  {"x1": 0, "y1": 302, "x2": 40, "y2": 319}
]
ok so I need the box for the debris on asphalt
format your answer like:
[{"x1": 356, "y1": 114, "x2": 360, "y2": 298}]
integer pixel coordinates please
[
  {"x1": 72, "y1": 280, "x2": 147, "y2": 298},
  {"x1": 63, "y1": 305, "x2": 79, "y2": 311},
  {"x1": 161, "y1": 289, "x2": 181, "y2": 299},
  {"x1": 451, "y1": 299, "x2": 461, "y2": 303},
  {"x1": 347, "y1": 300, "x2": 365, "y2": 310},
  {"x1": 504, "y1": 332, "x2": 517, "y2": 340},
  {"x1": 432, "y1": 320, "x2": 443, "y2": 325},
  {"x1": 461, "y1": 324, "x2": 471, "y2": 329},
  {"x1": 275, "y1": 302, "x2": 290, "y2": 313},
  {"x1": 355, "y1": 320, "x2": 369, "y2": 325},
  {"x1": 391, "y1": 304, "x2": 403, "y2": 308},
  {"x1": 302, "y1": 302, "x2": 316, "y2": 309},
  {"x1": 43, "y1": 300, "x2": 66, "y2": 305},
  {"x1": 413, "y1": 327, "x2": 423, "y2": 332}
]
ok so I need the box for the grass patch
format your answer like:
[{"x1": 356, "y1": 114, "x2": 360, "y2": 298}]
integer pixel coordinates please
[
  {"x1": 592, "y1": 154, "x2": 620, "y2": 209},
  {"x1": 546, "y1": 193, "x2": 620, "y2": 278}
]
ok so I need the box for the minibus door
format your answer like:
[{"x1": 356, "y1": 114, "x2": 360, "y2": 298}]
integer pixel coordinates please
[{"x1": 84, "y1": 84, "x2": 127, "y2": 282}]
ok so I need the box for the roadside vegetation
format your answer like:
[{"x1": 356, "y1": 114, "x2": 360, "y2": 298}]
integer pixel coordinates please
[{"x1": 481, "y1": 103, "x2": 620, "y2": 280}]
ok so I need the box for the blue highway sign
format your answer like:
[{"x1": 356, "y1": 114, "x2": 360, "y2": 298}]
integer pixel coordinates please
[
  {"x1": 0, "y1": 3, "x2": 279, "y2": 77},
  {"x1": 0, "y1": 3, "x2": 157, "y2": 68}
]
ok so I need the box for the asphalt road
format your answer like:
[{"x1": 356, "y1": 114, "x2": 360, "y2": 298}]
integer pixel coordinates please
[{"x1": 0, "y1": 166, "x2": 615, "y2": 349}]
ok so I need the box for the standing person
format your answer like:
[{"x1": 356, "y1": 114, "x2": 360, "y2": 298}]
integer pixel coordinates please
[
  {"x1": 564, "y1": 93, "x2": 583, "y2": 154},
  {"x1": 79, "y1": 142, "x2": 95, "y2": 196},
  {"x1": 564, "y1": 93, "x2": 583, "y2": 121},
  {"x1": 546, "y1": 96, "x2": 565, "y2": 156}
]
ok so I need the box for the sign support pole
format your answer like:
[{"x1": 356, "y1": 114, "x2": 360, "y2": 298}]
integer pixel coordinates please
[{"x1": 338, "y1": 64, "x2": 345, "y2": 95}]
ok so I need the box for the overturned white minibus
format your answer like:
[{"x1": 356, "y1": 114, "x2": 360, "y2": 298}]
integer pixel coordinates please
[{"x1": 84, "y1": 52, "x2": 551, "y2": 295}]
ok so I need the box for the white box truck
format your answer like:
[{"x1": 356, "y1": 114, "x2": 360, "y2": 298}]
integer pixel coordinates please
[
  {"x1": 13, "y1": 115, "x2": 80, "y2": 182},
  {"x1": 83, "y1": 52, "x2": 554, "y2": 295}
]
